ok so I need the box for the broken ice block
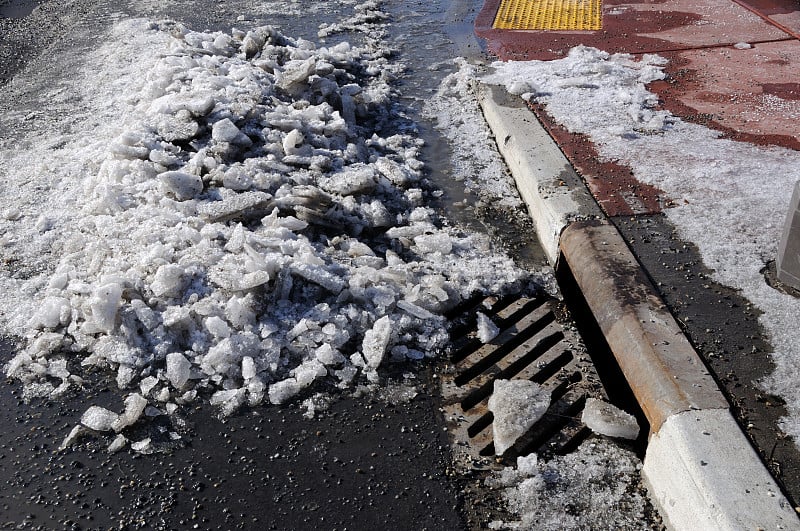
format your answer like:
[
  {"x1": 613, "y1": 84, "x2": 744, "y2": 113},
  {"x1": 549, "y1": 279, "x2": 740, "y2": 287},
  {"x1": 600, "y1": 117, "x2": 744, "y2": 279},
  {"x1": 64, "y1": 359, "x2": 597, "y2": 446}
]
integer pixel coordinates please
[
  {"x1": 166, "y1": 352, "x2": 191, "y2": 389},
  {"x1": 159, "y1": 171, "x2": 203, "y2": 201},
  {"x1": 89, "y1": 283, "x2": 123, "y2": 333},
  {"x1": 581, "y1": 398, "x2": 639, "y2": 440},
  {"x1": 488, "y1": 379, "x2": 550, "y2": 455},
  {"x1": 362, "y1": 315, "x2": 392, "y2": 368},
  {"x1": 81, "y1": 405, "x2": 120, "y2": 432}
]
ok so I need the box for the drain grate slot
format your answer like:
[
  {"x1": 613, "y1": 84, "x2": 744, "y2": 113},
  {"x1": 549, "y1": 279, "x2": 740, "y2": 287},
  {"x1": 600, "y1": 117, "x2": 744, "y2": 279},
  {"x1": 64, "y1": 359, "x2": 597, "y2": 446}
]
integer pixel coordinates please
[
  {"x1": 459, "y1": 331, "x2": 566, "y2": 410},
  {"x1": 467, "y1": 411, "x2": 494, "y2": 438},
  {"x1": 454, "y1": 309, "x2": 555, "y2": 384},
  {"x1": 442, "y1": 295, "x2": 610, "y2": 465},
  {"x1": 450, "y1": 297, "x2": 548, "y2": 363}
]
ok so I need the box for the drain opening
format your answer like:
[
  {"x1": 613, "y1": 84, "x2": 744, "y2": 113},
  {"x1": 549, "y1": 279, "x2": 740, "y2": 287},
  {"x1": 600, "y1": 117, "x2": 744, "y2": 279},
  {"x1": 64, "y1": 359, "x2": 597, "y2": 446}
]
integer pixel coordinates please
[{"x1": 442, "y1": 290, "x2": 646, "y2": 468}]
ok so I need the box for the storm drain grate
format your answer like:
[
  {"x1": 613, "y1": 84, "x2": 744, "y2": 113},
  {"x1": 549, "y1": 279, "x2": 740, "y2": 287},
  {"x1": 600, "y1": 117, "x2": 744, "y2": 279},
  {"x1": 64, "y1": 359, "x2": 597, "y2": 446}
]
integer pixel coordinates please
[
  {"x1": 442, "y1": 294, "x2": 607, "y2": 465},
  {"x1": 492, "y1": 0, "x2": 603, "y2": 31}
]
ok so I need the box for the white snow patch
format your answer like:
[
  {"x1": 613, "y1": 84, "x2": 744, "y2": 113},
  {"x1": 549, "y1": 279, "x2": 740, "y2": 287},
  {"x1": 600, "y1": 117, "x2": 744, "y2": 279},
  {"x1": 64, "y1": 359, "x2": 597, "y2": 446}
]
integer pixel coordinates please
[{"x1": 423, "y1": 59, "x2": 523, "y2": 207}]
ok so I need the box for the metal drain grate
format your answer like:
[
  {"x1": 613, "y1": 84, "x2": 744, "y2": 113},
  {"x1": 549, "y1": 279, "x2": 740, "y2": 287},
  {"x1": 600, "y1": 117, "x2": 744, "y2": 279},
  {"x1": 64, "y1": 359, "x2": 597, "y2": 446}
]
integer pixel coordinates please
[
  {"x1": 442, "y1": 294, "x2": 607, "y2": 465},
  {"x1": 492, "y1": 0, "x2": 603, "y2": 31}
]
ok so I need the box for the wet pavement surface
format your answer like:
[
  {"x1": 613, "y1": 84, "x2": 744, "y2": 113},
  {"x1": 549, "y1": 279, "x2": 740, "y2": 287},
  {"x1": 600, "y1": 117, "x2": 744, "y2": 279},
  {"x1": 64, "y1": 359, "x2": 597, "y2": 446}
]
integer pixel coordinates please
[{"x1": 0, "y1": 341, "x2": 464, "y2": 530}]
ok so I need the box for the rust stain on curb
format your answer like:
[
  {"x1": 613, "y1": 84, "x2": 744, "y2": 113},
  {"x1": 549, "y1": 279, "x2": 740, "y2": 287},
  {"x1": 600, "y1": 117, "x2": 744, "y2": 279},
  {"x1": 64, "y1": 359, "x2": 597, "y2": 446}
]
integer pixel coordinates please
[{"x1": 559, "y1": 219, "x2": 728, "y2": 431}]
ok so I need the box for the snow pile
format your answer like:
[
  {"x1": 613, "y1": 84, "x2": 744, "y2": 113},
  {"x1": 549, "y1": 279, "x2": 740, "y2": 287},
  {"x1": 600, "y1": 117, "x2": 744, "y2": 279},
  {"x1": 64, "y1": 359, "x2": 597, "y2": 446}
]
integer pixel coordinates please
[
  {"x1": 486, "y1": 440, "x2": 652, "y2": 530},
  {"x1": 581, "y1": 398, "x2": 639, "y2": 441},
  {"x1": 1, "y1": 19, "x2": 531, "y2": 448},
  {"x1": 483, "y1": 46, "x2": 800, "y2": 443},
  {"x1": 488, "y1": 379, "x2": 550, "y2": 455}
]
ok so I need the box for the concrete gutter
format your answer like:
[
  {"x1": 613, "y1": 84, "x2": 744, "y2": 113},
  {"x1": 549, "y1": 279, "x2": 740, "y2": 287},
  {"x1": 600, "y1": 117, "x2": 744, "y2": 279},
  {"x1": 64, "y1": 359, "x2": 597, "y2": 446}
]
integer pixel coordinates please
[{"x1": 477, "y1": 82, "x2": 800, "y2": 530}]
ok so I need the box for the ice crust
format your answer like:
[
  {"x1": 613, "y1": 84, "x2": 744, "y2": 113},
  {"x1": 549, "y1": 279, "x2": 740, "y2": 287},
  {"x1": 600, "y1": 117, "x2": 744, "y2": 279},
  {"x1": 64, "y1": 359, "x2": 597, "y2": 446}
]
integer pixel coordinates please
[
  {"x1": 0, "y1": 16, "x2": 531, "y2": 448},
  {"x1": 484, "y1": 46, "x2": 800, "y2": 445},
  {"x1": 488, "y1": 379, "x2": 550, "y2": 455},
  {"x1": 486, "y1": 439, "x2": 650, "y2": 530}
]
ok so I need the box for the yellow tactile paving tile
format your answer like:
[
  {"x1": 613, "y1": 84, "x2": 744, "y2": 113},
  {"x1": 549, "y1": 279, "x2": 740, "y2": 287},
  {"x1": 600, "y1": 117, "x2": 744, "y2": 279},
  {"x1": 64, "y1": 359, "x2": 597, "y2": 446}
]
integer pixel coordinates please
[{"x1": 493, "y1": 0, "x2": 602, "y2": 31}]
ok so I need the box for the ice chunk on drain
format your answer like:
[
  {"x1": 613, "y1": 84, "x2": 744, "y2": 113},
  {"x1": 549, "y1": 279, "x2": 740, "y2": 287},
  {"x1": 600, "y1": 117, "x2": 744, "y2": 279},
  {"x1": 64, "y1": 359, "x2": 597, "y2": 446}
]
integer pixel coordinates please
[
  {"x1": 487, "y1": 380, "x2": 550, "y2": 456},
  {"x1": 581, "y1": 398, "x2": 640, "y2": 440},
  {"x1": 476, "y1": 312, "x2": 499, "y2": 343}
]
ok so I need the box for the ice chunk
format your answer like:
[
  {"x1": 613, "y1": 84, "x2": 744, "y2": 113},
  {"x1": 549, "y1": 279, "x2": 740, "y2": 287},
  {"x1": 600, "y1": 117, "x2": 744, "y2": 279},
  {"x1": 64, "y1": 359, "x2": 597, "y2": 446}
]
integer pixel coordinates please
[
  {"x1": 476, "y1": 312, "x2": 500, "y2": 343},
  {"x1": 166, "y1": 352, "x2": 191, "y2": 389},
  {"x1": 89, "y1": 283, "x2": 123, "y2": 333},
  {"x1": 291, "y1": 263, "x2": 346, "y2": 293},
  {"x1": 197, "y1": 191, "x2": 272, "y2": 222},
  {"x1": 108, "y1": 434, "x2": 128, "y2": 454},
  {"x1": 362, "y1": 315, "x2": 392, "y2": 369},
  {"x1": 59, "y1": 424, "x2": 87, "y2": 451},
  {"x1": 293, "y1": 359, "x2": 327, "y2": 387},
  {"x1": 282, "y1": 129, "x2": 306, "y2": 156},
  {"x1": 158, "y1": 171, "x2": 203, "y2": 200},
  {"x1": 315, "y1": 343, "x2": 346, "y2": 366},
  {"x1": 396, "y1": 300, "x2": 435, "y2": 320},
  {"x1": 212, "y1": 118, "x2": 241, "y2": 143},
  {"x1": 488, "y1": 380, "x2": 550, "y2": 455},
  {"x1": 151, "y1": 264, "x2": 187, "y2": 298},
  {"x1": 268, "y1": 378, "x2": 301, "y2": 405},
  {"x1": 242, "y1": 356, "x2": 257, "y2": 380},
  {"x1": 210, "y1": 388, "x2": 246, "y2": 416},
  {"x1": 30, "y1": 296, "x2": 71, "y2": 329},
  {"x1": 131, "y1": 438, "x2": 152, "y2": 453},
  {"x1": 318, "y1": 165, "x2": 376, "y2": 196},
  {"x1": 140, "y1": 376, "x2": 159, "y2": 396},
  {"x1": 733, "y1": 42, "x2": 752, "y2": 50},
  {"x1": 413, "y1": 232, "x2": 452, "y2": 254},
  {"x1": 81, "y1": 406, "x2": 120, "y2": 432},
  {"x1": 205, "y1": 316, "x2": 232, "y2": 339},
  {"x1": 581, "y1": 398, "x2": 640, "y2": 440},
  {"x1": 112, "y1": 393, "x2": 148, "y2": 432}
]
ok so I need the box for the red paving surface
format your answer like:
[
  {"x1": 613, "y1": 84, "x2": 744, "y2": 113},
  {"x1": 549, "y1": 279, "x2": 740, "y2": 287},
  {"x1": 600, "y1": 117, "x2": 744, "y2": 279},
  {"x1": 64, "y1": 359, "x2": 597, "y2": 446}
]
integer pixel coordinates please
[{"x1": 477, "y1": 0, "x2": 800, "y2": 216}]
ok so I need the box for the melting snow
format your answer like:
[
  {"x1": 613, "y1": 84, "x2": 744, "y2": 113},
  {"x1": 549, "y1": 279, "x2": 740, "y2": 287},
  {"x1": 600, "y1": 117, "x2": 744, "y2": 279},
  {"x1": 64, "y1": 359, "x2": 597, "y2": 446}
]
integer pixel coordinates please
[{"x1": 486, "y1": 439, "x2": 652, "y2": 530}]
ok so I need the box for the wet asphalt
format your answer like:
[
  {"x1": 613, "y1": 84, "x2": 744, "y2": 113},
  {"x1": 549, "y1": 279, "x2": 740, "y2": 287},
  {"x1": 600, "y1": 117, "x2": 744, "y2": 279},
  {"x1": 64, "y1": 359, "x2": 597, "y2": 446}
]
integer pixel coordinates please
[{"x1": 0, "y1": 341, "x2": 465, "y2": 529}]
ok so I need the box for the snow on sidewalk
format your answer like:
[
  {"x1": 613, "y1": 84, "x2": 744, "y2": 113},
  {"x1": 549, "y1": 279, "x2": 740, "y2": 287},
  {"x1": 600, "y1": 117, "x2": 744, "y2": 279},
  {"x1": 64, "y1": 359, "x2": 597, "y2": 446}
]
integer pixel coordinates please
[{"x1": 483, "y1": 46, "x2": 800, "y2": 444}]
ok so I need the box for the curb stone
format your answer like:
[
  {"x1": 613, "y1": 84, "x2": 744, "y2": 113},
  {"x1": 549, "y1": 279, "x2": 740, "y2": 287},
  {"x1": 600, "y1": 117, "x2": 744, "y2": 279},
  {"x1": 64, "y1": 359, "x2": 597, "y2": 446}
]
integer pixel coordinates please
[{"x1": 477, "y1": 82, "x2": 800, "y2": 530}]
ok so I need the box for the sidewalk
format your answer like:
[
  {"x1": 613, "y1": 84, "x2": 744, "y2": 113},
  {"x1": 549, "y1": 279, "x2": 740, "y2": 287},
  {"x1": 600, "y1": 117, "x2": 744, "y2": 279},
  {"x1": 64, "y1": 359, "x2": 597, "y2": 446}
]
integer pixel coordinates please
[{"x1": 473, "y1": 0, "x2": 800, "y2": 528}]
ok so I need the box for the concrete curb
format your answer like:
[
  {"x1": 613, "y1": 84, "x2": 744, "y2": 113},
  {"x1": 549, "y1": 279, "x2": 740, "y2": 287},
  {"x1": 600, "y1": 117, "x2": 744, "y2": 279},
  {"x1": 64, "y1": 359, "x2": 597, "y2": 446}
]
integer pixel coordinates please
[{"x1": 477, "y1": 82, "x2": 800, "y2": 530}]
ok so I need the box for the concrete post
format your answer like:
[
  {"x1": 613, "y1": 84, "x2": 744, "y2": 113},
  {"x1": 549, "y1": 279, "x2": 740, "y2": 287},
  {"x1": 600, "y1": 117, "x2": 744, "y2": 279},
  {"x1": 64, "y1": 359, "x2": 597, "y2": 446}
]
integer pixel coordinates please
[{"x1": 777, "y1": 181, "x2": 800, "y2": 290}]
